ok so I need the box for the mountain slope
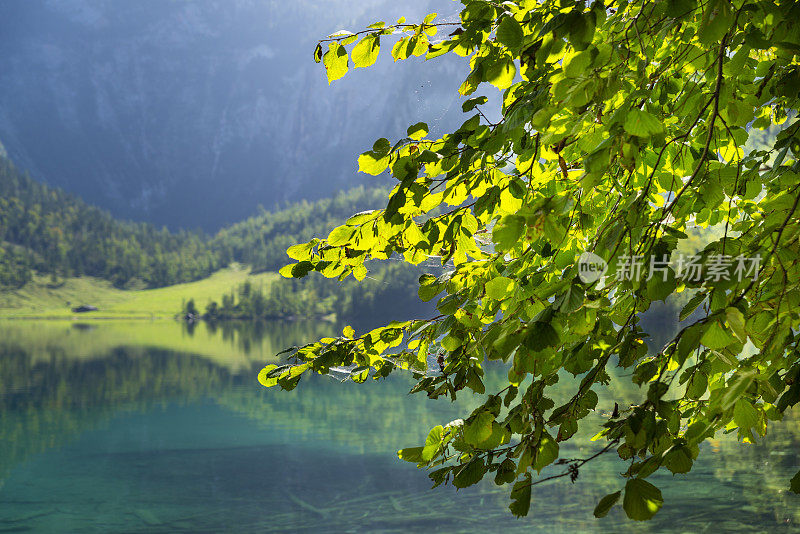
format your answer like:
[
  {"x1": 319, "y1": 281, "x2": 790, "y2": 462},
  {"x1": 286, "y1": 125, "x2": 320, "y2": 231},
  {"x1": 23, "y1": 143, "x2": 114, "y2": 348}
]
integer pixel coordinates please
[
  {"x1": 0, "y1": 156, "x2": 397, "y2": 288},
  {"x1": 211, "y1": 186, "x2": 390, "y2": 272},
  {"x1": 0, "y1": 157, "x2": 219, "y2": 288},
  {"x1": 0, "y1": 0, "x2": 465, "y2": 230},
  {"x1": 0, "y1": 157, "x2": 428, "y2": 322}
]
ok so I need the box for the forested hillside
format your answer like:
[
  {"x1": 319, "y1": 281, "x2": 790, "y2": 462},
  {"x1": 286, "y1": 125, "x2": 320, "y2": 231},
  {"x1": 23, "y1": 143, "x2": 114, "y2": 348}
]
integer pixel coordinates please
[
  {"x1": 0, "y1": 158, "x2": 424, "y2": 321},
  {"x1": 0, "y1": 158, "x2": 219, "y2": 288},
  {"x1": 212, "y1": 187, "x2": 390, "y2": 273},
  {"x1": 208, "y1": 186, "x2": 429, "y2": 322}
]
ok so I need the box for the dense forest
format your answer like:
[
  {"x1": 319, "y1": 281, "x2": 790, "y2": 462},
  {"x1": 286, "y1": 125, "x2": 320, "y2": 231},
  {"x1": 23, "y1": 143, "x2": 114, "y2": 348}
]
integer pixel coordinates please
[
  {"x1": 0, "y1": 156, "x2": 425, "y2": 321},
  {"x1": 190, "y1": 259, "x2": 427, "y2": 325},
  {"x1": 0, "y1": 158, "x2": 219, "y2": 288},
  {"x1": 211, "y1": 187, "x2": 391, "y2": 273},
  {"x1": 207, "y1": 187, "x2": 432, "y2": 322}
]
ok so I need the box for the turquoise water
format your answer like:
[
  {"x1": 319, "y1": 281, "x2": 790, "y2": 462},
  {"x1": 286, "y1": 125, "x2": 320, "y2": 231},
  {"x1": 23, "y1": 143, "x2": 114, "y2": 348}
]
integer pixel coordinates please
[{"x1": 0, "y1": 320, "x2": 798, "y2": 532}]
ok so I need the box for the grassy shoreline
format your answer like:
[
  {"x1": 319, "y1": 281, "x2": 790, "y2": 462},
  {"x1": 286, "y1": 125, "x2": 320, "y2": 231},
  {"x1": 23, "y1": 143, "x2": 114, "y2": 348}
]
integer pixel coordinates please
[
  {"x1": 0, "y1": 264, "x2": 276, "y2": 320},
  {"x1": 0, "y1": 315, "x2": 172, "y2": 320}
]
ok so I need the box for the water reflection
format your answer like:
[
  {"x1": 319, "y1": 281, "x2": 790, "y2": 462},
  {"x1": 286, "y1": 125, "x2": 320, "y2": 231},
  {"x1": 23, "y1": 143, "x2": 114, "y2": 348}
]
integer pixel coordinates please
[{"x1": 0, "y1": 320, "x2": 797, "y2": 532}]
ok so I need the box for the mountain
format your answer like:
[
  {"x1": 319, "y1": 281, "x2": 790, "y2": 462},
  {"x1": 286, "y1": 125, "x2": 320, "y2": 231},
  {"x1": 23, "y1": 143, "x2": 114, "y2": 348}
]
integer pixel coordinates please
[{"x1": 0, "y1": 0, "x2": 466, "y2": 231}]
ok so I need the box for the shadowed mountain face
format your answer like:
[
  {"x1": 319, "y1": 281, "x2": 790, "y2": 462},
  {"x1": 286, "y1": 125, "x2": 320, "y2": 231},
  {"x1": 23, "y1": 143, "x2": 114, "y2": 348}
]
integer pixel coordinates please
[{"x1": 0, "y1": 0, "x2": 465, "y2": 231}]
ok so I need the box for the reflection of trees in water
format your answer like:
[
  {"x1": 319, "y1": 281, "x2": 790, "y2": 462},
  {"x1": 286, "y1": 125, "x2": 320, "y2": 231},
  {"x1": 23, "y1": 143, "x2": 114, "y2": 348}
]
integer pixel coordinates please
[
  {"x1": 184, "y1": 319, "x2": 333, "y2": 356},
  {"x1": 216, "y1": 366, "x2": 800, "y2": 530},
  {"x1": 0, "y1": 345, "x2": 245, "y2": 482},
  {"x1": 0, "y1": 319, "x2": 338, "y2": 482},
  {"x1": 0, "y1": 329, "x2": 798, "y2": 530}
]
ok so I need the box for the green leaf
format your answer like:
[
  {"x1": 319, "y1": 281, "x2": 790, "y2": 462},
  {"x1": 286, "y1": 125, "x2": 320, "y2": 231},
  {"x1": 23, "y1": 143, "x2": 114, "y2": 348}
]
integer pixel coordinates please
[
  {"x1": 372, "y1": 138, "x2": 391, "y2": 156},
  {"x1": 286, "y1": 242, "x2": 313, "y2": 261},
  {"x1": 700, "y1": 321, "x2": 736, "y2": 350},
  {"x1": 464, "y1": 411, "x2": 494, "y2": 445},
  {"x1": 495, "y1": 459, "x2": 517, "y2": 485},
  {"x1": 594, "y1": 491, "x2": 621, "y2": 518},
  {"x1": 509, "y1": 476, "x2": 532, "y2": 517},
  {"x1": 453, "y1": 457, "x2": 486, "y2": 488},
  {"x1": 421, "y1": 425, "x2": 444, "y2": 461},
  {"x1": 717, "y1": 370, "x2": 757, "y2": 411},
  {"x1": 777, "y1": 382, "x2": 800, "y2": 412},
  {"x1": 280, "y1": 261, "x2": 314, "y2": 279},
  {"x1": 352, "y1": 35, "x2": 380, "y2": 68},
  {"x1": 258, "y1": 365, "x2": 280, "y2": 387},
  {"x1": 663, "y1": 445, "x2": 693, "y2": 474},
  {"x1": 647, "y1": 271, "x2": 677, "y2": 302},
  {"x1": 436, "y1": 293, "x2": 464, "y2": 316},
  {"x1": 407, "y1": 122, "x2": 429, "y2": 141},
  {"x1": 459, "y1": 66, "x2": 483, "y2": 95},
  {"x1": 680, "y1": 292, "x2": 706, "y2": 321},
  {"x1": 391, "y1": 37, "x2": 410, "y2": 61},
  {"x1": 524, "y1": 321, "x2": 561, "y2": 351},
  {"x1": 327, "y1": 225, "x2": 354, "y2": 246},
  {"x1": 492, "y1": 215, "x2": 525, "y2": 252},
  {"x1": 496, "y1": 16, "x2": 524, "y2": 50},
  {"x1": 698, "y1": 0, "x2": 733, "y2": 45},
  {"x1": 441, "y1": 334, "x2": 462, "y2": 352},
  {"x1": 666, "y1": 0, "x2": 695, "y2": 17},
  {"x1": 313, "y1": 43, "x2": 323, "y2": 63},
  {"x1": 677, "y1": 323, "x2": 703, "y2": 364},
  {"x1": 733, "y1": 399, "x2": 759, "y2": 431},
  {"x1": 392, "y1": 156, "x2": 418, "y2": 181},
  {"x1": 357, "y1": 151, "x2": 390, "y2": 175},
  {"x1": 462, "y1": 96, "x2": 488, "y2": 112},
  {"x1": 477, "y1": 421, "x2": 507, "y2": 448},
  {"x1": 725, "y1": 307, "x2": 747, "y2": 343},
  {"x1": 533, "y1": 432, "x2": 559, "y2": 473},
  {"x1": 418, "y1": 279, "x2": 443, "y2": 302},
  {"x1": 397, "y1": 446, "x2": 424, "y2": 463},
  {"x1": 265, "y1": 364, "x2": 291, "y2": 379},
  {"x1": 563, "y1": 49, "x2": 593, "y2": 78},
  {"x1": 486, "y1": 57, "x2": 516, "y2": 90},
  {"x1": 323, "y1": 42, "x2": 349, "y2": 83},
  {"x1": 623, "y1": 479, "x2": 664, "y2": 521},
  {"x1": 791, "y1": 470, "x2": 800, "y2": 494},
  {"x1": 568, "y1": 12, "x2": 596, "y2": 50},
  {"x1": 685, "y1": 371, "x2": 708, "y2": 399},
  {"x1": 485, "y1": 276, "x2": 515, "y2": 300},
  {"x1": 623, "y1": 109, "x2": 665, "y2": 138},
  {"x1": 558, "y1": 284, "x2": 585, "y2": 313}
]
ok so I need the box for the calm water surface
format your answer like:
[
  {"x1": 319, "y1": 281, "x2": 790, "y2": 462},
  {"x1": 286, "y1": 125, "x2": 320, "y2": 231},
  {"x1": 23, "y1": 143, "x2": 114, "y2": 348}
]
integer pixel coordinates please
[{"x1": 0, "y1": 320, "x2": 798, "y2": 532}]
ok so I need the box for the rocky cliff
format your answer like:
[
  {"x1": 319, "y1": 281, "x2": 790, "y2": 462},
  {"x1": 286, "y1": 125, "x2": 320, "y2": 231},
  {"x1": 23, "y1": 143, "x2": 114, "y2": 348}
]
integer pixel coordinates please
[{"x1": 0, "y1": 0, "x2": 466, "y2": 230}]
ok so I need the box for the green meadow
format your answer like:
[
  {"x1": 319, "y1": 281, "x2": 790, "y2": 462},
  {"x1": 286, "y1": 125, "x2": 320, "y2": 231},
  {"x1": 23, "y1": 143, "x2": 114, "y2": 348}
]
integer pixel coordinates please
[{"x1": 0, "y1": 264, "x2": 276, "y2": 319}]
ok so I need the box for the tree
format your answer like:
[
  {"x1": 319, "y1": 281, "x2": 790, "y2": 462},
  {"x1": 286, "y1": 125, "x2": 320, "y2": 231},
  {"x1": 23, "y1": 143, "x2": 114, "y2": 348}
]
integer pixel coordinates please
[
  {"x1": 184, "y1": 298, "x2": 198, "y2": 317},
  {"x1": 260, "y1": 0, "x2": 800, "y2": 521}
]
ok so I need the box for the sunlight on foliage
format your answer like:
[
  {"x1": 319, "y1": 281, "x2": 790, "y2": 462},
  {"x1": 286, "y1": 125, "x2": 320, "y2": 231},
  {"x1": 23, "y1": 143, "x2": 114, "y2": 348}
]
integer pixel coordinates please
[{"x1": 262, "y1": 0, "x2": 800, "y2": 521}]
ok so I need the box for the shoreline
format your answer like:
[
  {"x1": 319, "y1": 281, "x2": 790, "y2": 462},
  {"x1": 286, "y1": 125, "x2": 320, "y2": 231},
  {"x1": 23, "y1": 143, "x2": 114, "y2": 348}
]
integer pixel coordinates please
[
  {"x1": 0, "y1": 313, "x2": 337, "y2": 323},
  {"x1": 0, "y1": 314, "x2": 174, "y2": 321}
]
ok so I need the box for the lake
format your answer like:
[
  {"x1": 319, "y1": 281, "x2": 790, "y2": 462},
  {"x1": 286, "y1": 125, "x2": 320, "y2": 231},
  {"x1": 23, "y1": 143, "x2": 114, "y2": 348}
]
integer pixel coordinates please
[{"x1": 0, "y1": 320, "x2": 798, "y2": 532}]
